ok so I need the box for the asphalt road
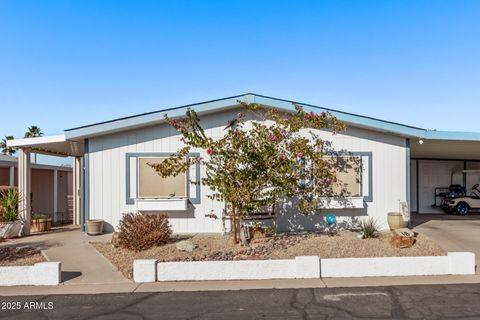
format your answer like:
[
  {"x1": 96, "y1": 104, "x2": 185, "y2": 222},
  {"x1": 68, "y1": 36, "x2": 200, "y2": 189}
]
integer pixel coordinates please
[{"x1": 1, "y1": 284, "x2": 480, "y2": 319}]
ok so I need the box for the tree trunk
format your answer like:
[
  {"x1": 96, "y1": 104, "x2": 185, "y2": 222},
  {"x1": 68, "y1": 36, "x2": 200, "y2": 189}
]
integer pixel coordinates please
[{"x1": 232, "y1": 206, "x2": 238, "y2": 243}]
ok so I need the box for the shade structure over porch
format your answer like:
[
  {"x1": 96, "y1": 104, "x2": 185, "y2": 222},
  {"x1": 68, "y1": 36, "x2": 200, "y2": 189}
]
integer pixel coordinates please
[{"x1": 7, "y1": 135, "x2": 84, "y2": 235}]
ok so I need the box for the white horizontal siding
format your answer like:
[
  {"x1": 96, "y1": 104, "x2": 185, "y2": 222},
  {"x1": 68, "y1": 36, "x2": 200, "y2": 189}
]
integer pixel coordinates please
[
  {"x1": 276, "y1": 126, "x2": 407, "y2": 231},
  {"x1": 87, "y1": 108, "x2": 407, "y2": 233}
]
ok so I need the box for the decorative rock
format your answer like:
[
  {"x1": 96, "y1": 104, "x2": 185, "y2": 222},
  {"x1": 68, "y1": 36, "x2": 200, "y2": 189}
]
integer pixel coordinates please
[
  {"x1": 390, "y1": 228, "x2": 415, "y2": 248},
  {"x1": 176, "y1": 240, "x2": 196, "y2": 252}
]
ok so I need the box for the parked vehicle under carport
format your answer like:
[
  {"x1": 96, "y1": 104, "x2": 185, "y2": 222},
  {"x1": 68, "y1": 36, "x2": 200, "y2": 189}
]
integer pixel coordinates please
[{"x1": 442, "y1": 183, "x2": 480, "y2": 215}]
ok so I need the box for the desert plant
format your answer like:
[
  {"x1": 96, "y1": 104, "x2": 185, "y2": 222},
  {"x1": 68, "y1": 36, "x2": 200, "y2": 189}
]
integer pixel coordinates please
[
  {"x1": 0, "y1": 188, "x2": 20, "y2": 222},
  {"x1": 31, "y1": 213, "x2": 48, "y2": 220},
  {"x1": 117, "y1": 213, "x2": 172, "y2": 251},
  {"x1": 359, "y1": 218, "x2": 379, "y2": 239}
]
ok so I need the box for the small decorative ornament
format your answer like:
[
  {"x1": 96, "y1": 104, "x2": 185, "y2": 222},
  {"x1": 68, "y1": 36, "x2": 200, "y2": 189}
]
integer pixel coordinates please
[{"x1": 325, "y1": 213, "x2": 337, "y2": 225}]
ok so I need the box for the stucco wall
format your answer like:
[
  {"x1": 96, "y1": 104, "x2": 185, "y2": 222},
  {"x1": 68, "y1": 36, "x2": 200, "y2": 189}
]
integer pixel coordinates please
[
  {"x1": 31, "y1": 169, "x2": 54, "y2": 214},
  {"x1": 86, "y1": 107, "x2": 408, "y2": 233},
  {"x1": 0, "y1": 168, "x2": 10, "y2": 185}
]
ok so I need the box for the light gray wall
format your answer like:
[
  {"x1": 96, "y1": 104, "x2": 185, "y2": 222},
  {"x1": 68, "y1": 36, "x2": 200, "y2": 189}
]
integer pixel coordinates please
[
  {"x1": 277, "y1": 126, "x2": 407, "y2": 231},
  {"x1": 416, "y1": 160, "x2": 463, "y2": 214},
  {"x1": 87, "y1": 107, "x2": 408, "y2": 233}
]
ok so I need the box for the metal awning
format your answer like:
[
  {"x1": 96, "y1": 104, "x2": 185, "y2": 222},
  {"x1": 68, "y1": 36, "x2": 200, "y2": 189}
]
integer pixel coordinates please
[
  {"x1": 7, "y1": 134, "x2": 84, "y2": 157},
  {"x1": 411, "y1": 139, "x2": 480, "y2": 160}
]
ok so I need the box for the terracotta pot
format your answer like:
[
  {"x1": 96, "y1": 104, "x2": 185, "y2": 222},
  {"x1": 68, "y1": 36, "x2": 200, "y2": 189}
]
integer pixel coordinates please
[
  {"x1": 87, "y1": 219, "x2": 104, "y2": 235},
  {"x1": 387, "y1": 212, "x2": 406, "y2": 230},
  {"x1": 31, "y1": 219, "x2": 47, "y2": 233},
  {"x1": 46, "y1": 218, "x2": 52, "y2": 231}
]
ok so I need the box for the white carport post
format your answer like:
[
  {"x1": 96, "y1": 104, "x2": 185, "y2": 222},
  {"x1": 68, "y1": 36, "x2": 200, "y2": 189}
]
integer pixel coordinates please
[
  {"x1": 72, "y1": 156, "x2": 82, "y2": 225},
  {"x1": 53, "y1": 169, "x2": 58, "y2": 225},
  {"x1": 18, "y1": 148, "x2": 31, "y2": 235},
  {"x1": 9, "y1": 166, "x2": 15, "y2": 186}
]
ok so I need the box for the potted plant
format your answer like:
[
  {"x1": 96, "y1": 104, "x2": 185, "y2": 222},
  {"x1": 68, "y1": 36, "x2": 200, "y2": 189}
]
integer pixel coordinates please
[
  {"x1": 387, "y1": 212, "x2": 406, "y2": 230},
  {"x1": 87, "y1": 219, "x2": 104, "y2": 235},
  {"x1": 31, "y1": 213, "x2": 52, "y2": 233},
  {"x1": 0, "y1": 187, "x2": 23, "y2": 238}
]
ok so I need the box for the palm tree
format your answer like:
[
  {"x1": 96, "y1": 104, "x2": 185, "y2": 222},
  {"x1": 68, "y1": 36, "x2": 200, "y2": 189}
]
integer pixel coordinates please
[
  {"x1": 24, "y1": 125, "x2": 43, "y2": 163},
  {"x1": 0, "y1": 136, "x2": 15, "y2": 156},
  {"x1": 24, "y1": 125, "x2": 43, "y2": 138}
]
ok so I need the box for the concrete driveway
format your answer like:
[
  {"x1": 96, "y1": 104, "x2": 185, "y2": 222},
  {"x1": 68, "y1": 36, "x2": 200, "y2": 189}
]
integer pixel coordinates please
[{"x1": 413, "y1": 214, "x2": 480, "y2": 274}]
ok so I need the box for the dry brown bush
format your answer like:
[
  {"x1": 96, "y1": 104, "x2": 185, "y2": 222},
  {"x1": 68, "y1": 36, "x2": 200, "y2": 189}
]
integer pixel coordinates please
[{"x1": 117, "y1": 213, "x2": 172, "y2": 251}]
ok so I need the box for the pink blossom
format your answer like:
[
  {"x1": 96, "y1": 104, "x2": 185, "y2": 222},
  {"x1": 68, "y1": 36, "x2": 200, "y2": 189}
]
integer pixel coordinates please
[
  {"x1": 207, "y1": 149, "x2": 215, "y2": 155},
  {"x1": 321, "y1": 112, "x2": 326, "y2": 117},
  {"x1": 271, "y1": 135, "x2": 277, "y2": 142},
  {"x1": 306, "y1": 114, "x2": 312, "y2": 120}
]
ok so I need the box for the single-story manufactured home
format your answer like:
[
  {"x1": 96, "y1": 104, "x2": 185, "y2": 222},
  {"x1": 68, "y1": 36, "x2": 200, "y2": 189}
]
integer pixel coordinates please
[
  {"x1": 0, "y1": 154, "x2": 73, "y2": 225},
  {"x1": 8, "y1": 94, "x2": 480, "y2": 234}
]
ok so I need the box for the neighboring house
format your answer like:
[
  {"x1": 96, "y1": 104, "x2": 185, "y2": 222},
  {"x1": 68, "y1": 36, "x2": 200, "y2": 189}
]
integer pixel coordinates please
[
  {"x1": 8, "y1": 94, "x2": 480, "y2": 234},
  {"x1": 0, "y1": 154, "x2": 73, "y2": 224}
]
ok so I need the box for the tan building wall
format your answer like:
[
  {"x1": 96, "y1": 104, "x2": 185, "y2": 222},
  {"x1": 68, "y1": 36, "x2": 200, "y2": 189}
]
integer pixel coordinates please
[
  {"x1": 0, "y1": 168, "x2": 9, "y2": 185},
  {"x1": 0, "y1": 162, "x2": 72, "y2": 223},
  {"x1": 31, "y1": 169, "x2": 54, "y2": 214}
]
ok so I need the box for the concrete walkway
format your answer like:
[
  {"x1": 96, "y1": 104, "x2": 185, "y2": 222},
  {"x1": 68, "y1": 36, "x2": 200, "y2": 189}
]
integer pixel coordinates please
[
  {"x1": 413, "y1": 214, "x2": 480, "y2": 274},
  {"x1": 2, "y1": 226, "x2": 130, "y2": 284}
]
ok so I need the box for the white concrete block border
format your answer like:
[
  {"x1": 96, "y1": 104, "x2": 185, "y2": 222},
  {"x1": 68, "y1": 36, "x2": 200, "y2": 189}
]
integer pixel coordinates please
[
  {"x1": 0, "y1": 262, "x2": 61, "y2": 286},
  {"x1": 133, "y1": 252, "x2": 475, "y2": 283}
]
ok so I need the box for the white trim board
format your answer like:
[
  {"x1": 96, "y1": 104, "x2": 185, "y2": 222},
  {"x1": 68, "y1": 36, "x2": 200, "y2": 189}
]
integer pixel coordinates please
[{"x1": 133, "y1": 252, "x2": 475, "y2": 283}]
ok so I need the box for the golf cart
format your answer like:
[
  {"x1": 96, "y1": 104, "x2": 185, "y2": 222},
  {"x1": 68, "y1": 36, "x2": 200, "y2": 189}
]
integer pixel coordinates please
[{"x1": 440, "y1": 169, "x2": 480, "y2": 215}]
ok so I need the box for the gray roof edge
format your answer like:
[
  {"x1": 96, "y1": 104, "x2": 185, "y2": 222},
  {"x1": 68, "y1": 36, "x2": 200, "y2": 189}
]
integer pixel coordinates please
[{"x1": 64, "y1": 93, "x2": 480, "y2": 142}]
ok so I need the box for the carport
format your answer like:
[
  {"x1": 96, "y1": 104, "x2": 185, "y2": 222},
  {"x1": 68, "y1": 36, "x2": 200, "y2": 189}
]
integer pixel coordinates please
[
  {"x1": 410, "y1": 138, "x2": 480, "y2": 214},
  {"x1": 7, "y1": 135, "x2": 84, "y2": 235}
]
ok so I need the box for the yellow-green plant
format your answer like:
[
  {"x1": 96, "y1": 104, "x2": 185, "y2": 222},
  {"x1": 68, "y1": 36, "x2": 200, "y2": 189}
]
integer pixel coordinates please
[
  {"x1": 360, "y1": 218, "x2": 380, "y2": 239},
  {"x1": 0, "y1": 188, "x2": 20, "y2": 222}
]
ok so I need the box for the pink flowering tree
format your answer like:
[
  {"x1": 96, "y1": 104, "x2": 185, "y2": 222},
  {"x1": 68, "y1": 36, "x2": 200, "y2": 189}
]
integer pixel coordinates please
[{"x1": 148, "y1": 102, "x2": 345, "y2": 241}]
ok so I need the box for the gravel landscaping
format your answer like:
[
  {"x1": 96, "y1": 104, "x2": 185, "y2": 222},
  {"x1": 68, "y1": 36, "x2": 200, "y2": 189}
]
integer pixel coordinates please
[
  {"x1": 0, "y1": 246, "x2": 46, "y2": 266},
  {"x1": 91, "y1": 231, "x2": 446, "y2": 279}
]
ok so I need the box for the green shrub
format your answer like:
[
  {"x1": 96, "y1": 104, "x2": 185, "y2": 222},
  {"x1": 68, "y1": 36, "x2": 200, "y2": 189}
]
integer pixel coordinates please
[
  {"x1": 117, "y1": 213, "x2": 172, "y2": 251},
  {"x1": 31, "y1": 213, "x2": 48, "y2": 220},
  {"x1": 0, "y1": 188, "x2": 20, "y2": 222},
  {"x1": 359, "y1": 218, "x2": 379, "y2": 239}
]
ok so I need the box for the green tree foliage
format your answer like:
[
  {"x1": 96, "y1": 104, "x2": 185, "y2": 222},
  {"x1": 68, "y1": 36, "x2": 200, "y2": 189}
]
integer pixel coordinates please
[
  {"x1": 0, "y1": 188, "x2": 20, "y2": 222},
  {"x1": 0, "y1": 136, "x2": 15, "y2": 156},
  {"x1": 24, "y1": 125, "x2": 43, "y2": 163}
]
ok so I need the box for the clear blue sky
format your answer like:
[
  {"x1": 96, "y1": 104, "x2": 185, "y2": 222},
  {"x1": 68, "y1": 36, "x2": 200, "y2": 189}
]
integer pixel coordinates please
[{"x1": 1, "y1": 1, "x2": 479, "y2": 165}]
